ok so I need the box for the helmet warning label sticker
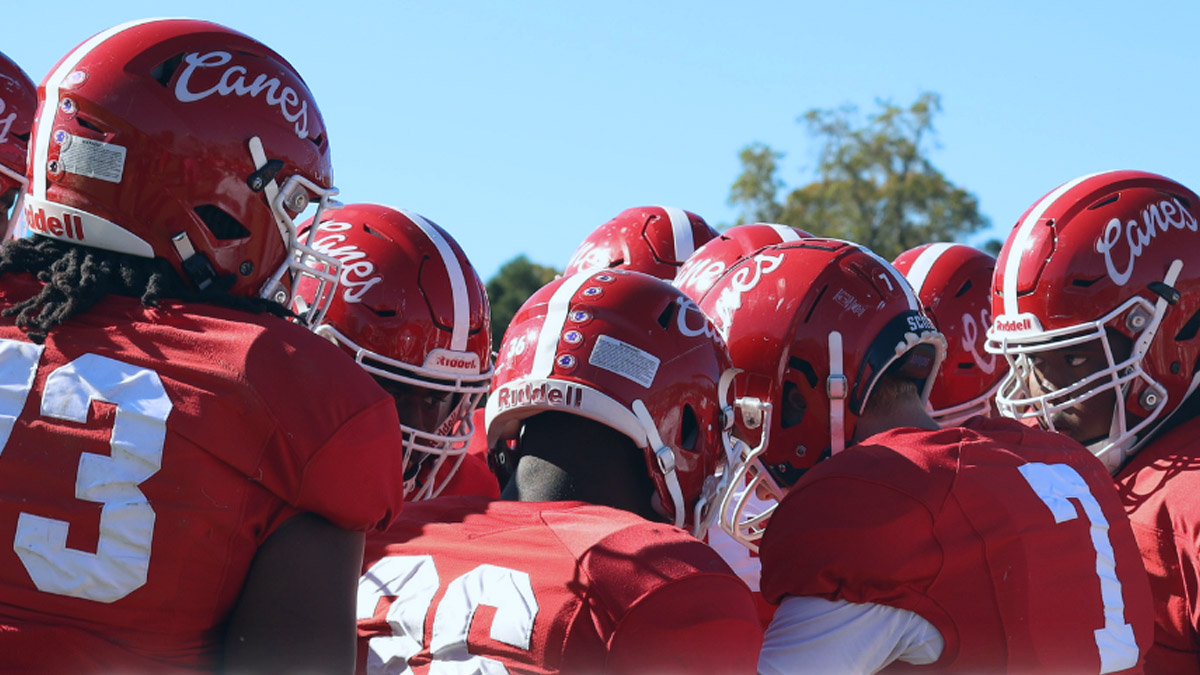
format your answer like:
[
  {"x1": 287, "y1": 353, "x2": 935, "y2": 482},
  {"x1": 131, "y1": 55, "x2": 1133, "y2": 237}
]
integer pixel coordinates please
[
  {"x1": 589, "y1": 334, "x2": 659, "y2": 388},
  {"x1": 59, "y1": 133, "x2": 126, "y2": 183}
]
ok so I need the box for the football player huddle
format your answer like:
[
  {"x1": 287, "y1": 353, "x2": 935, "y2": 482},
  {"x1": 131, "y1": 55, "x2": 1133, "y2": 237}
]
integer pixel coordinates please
[{"x1": 0, "y1": 16, "x2": 1195, "y2": 675}]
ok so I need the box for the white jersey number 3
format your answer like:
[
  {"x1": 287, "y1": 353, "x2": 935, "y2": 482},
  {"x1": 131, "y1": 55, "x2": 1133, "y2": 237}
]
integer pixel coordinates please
[
  {"x1": 1018, "y1": 462, "x2": 1138, "y2": 674},
  {"x1": 358, "y1": 555, "x2": 539, "y2": 675},
  {"x1": 0, "y1": 338, "x2": 171, "y2": 603}
]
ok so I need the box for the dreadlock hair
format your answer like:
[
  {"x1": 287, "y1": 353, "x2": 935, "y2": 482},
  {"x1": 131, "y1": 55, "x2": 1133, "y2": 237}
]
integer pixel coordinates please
[{"x1": 0, "y1": 236, "x2": 292, "y2": 344}]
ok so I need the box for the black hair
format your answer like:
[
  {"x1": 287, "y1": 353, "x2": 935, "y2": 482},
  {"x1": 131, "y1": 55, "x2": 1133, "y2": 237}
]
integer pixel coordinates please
[{"x1": 0, "y1": 236, "x2": 290, "y2": 344}]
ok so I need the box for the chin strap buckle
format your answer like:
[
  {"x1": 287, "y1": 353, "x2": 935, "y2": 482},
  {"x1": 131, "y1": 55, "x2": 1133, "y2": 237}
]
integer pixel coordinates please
[{"x1": 171, "y1": 232, "x2": 216, "y2": 291}]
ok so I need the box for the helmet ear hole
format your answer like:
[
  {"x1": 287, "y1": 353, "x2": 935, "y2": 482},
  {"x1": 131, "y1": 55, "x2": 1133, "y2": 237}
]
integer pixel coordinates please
[
  {"x1": 679, "y1": 404, "x2": 698, "y2": 451},
  {"x1": 781, "y1": 381, "x2": 807, "y2": 429}
]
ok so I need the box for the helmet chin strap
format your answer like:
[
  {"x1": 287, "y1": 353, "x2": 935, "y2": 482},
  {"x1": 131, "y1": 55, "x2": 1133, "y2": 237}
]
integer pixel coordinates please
[
  {"x1": 827, "y1": 331, "x2": 847, "y2": 456},
  {"x1": 1108, "y1": 257, "x2": 1184, "y2": 469},
  {"x1": 248, "y1": 136, "x2": 289, "y2": 244},
  {"x1": 632, "y1": 399, "x2": 687, "y2": 532}
]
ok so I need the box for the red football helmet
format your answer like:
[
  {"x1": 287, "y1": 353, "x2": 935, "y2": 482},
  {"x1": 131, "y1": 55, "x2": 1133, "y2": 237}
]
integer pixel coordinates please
[
  {"x1": 695, "y1": 238, "x2": 946, "y2": 550},
  {"x1": 674, "y1": 222, "x2": 812, "y2": 301},
  {"x1": 298, "y1": 204, "x2": 492, "y2": 500},
  {"x1": 985, "y1": 170, "x2": 1200, "y2": 473},
  {"x1": 24, "y1": 18, "x2": 339, "y2": 324},
  {"x1": 893, "y1": 243, "x2": 1006, "y2": 426},
  {"x1": 0, "y1": 51, "x2": 35, "y2": 232},
  {"x1": 562, "y1": 205, "x2": 718, "y2": 281},
  {"x1": 485, "y1": 268, "x2": 737, "y2": 538}
]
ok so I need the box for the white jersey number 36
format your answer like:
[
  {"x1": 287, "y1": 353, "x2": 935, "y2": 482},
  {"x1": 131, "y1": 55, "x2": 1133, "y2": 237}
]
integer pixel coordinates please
[
  {"x1": 0, "y1": 338, "x2": 171, "y2": 603},
  {"x1": 359, "y1": 555, "x2": 539, "y2": 675}
]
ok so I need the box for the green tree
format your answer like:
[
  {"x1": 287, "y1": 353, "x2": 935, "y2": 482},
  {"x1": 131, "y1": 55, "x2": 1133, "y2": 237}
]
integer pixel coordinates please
[
  {"x1": 729, "y1": 92, "x2": 989, "y2": 260},
  {"x1": 729, "y1": 143, "x2": 785, "y2": 224},
  {"x1": 486, "y1": 255, "x2": 559, "y2": 347}
]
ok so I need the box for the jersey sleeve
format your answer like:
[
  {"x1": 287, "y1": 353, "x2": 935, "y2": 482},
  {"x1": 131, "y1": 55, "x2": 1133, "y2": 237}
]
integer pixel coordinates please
[
  {"x1": 291, "y1": 396, "x2": 407, "y2": 531},
  {"x1": 759, "y1": 596, "x2": 943, "y2": 675},
  {"x1": 246, "y1": 327, "x2": 408, "y2": 534},
  {"x1": 606, "y1": 573, "x2": 762, "y2": 675},
  {"x1": 580, "y1": 524, "x2": 762, "y2": 674}
]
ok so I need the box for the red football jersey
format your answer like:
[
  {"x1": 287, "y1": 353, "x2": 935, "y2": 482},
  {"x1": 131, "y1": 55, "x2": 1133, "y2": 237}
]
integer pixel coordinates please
[
  {"x1": 437, "y1": 450, "x2": 501, "y2": 500},
  {"x1": 760, "y1": 417, "x2": 1154, "y2": 673},
  {"x1": 357, "y1": 496, "x2": 762, "y2": 674},
  {"x1": 0, "y1": 275, "x2": 407, "y2": 671},
  {"x1": 1116, "y1": 414, "x2": 1200, "y2": 674}
]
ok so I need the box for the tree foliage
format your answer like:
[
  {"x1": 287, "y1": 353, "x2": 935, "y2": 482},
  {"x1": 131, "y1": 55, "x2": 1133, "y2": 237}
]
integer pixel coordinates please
[
  {"x1": 485, "y1": 255, "x2": 559, "y2": 348},
  {"x1": 729, "y1": 92, "x2": 989, "y2": 260}
]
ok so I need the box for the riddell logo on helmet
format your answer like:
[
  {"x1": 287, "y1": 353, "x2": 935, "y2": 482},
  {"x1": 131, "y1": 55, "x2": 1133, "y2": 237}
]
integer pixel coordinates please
[
  {"x1": 994, "y1": 318, "x2": 1031, "y2": 332},
  {"x1": 425, "y1": 349, "x2": 481, "y2": 374},
  {"x1": 24, "y1": 205, "x2": 84, "y2": 241},
  {"x1": 991, "y1": 313, "x2": 1041, "y2": 334},
  {"x1": 494, "y1": 381, "x2": 584, "y2": 411}
]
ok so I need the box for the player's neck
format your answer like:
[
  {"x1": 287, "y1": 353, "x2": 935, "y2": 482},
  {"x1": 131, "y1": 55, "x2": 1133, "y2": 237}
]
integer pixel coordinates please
[
  {"x1": 503, "y1": 453, "x2": 661, "y2": 522},
  {"x1": 852, "y1": 393, "x2": 939, "y2": 444}
]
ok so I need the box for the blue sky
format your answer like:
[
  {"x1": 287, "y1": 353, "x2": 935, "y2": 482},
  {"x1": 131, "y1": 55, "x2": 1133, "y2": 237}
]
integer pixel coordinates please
[{"x1": 6, "y1": 1, "x2": 1196, "y2": 280}]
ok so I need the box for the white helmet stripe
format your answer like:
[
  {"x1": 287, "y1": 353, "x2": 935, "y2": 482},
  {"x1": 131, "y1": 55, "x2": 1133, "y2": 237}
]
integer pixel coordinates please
[
  {"x1": 903, "y1": 242, "x2": 955, "y2": 295},
  {"x1": 657, "y1": 205, "x2": 695, "y2": 262},
  {"x1": 766, "y1": 224, "x2": 802, "y2": 242},
  {"x1": 531, "y1": 270, "x2": 596, "y2": 379},
  {"x1": 32, "y1": 18, "x2": 168, "y2": 199},
  {"x1": 401, "y1": 209, "x2": 471, "y2": 352},
  {"x1": 862, "y1": 247, "x2": 920, "y2": 310},
  {"x1": 1001, "y1": 171, "x2": 1110, "y2": 316}
]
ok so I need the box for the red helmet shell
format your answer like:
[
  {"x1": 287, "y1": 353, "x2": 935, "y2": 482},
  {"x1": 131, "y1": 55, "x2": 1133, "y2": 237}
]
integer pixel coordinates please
[
  {"x1": 299, "y1": 204, "x2": 492, "y2": 499},
  {"x1": 674, "y1": 222, "x2": 812, "y2": 301},
  {"x1": 697, "y1": 238, "x2": 945, "y2": 488},
  {"x1": 986, "y1": 170, "x2": 1200, "y2": 469},
  {"x1": 25, "y1": 18, "x2": 336, "y2": 300},
  {"x1": 893, "y1": 243, "x2": 1005, "y2": 425},
  {"x1": 0, "y1": 51, "x2": 35, "y2": 196},
  {"x1": 486, "y1": 268, "x2": 732, "y2": 535},
  {"x1": 303, "y1": 203, "x2": 491, "y2": 374},
  {"x1": 563, "y1": 205, "x2": 718, "y2": 281}
]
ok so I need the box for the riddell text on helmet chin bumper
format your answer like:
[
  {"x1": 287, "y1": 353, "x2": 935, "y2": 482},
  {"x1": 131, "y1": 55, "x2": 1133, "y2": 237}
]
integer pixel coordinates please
[
  {"x1": 494, "y1": 381, "x2": 584, "y2": 411},
  {"x1": 991, "y1": 314, "x2": 1042, "y2": 334},
  {"x1": 24, "y1": 205, "x2": 85, "y2": 241}
]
